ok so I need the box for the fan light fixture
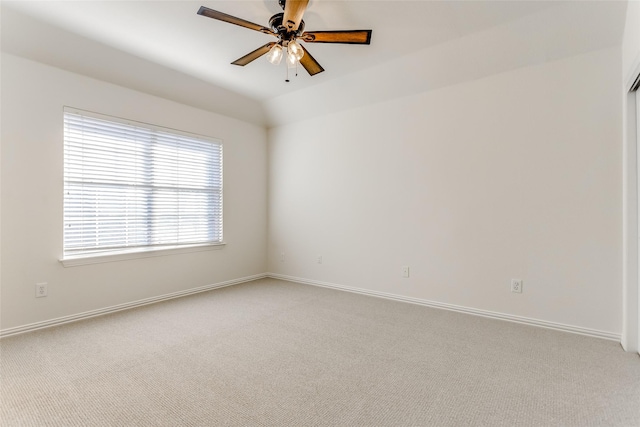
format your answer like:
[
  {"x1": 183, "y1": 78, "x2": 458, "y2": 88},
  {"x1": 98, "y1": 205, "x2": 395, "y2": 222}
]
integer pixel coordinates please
[
  {"x1": 284, "y1": 40, "x2": 304, "y2": 68},
  {"x1": 288, "y1": 40, "x2": 304, "y2": 60},
  {"x1": 266, "y1": 44, "x2": 284, "y2": 65},
  {"x1": 286, "y1": 49, "x2": 298, "y2": 68}
]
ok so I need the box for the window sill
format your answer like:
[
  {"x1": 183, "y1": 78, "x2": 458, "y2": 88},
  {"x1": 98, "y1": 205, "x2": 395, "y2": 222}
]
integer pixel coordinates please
[{"x1": 59, "y1": 242, "x2": 226, "y2": 267}]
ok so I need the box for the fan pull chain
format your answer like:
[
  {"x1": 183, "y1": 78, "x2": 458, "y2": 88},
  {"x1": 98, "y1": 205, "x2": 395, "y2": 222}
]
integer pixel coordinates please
[{"x1": 285, "y1": 63, "x2": 290, "y2": 83}]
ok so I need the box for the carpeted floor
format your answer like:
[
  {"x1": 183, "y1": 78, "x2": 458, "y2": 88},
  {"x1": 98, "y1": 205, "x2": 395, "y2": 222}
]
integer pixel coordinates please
[{"x1": 1, "y1": 278, "x2": 639, "y2": 426}]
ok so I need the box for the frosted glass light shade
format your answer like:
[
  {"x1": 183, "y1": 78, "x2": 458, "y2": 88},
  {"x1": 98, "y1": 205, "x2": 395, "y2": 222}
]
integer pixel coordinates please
[
  {"x1": 288, "y1": 40, "x2": 304, "y2": 61},
  {"x1": 266, "y1": 44, "x2": 283, "y2": 65},
  {"x1": 286, "y1": 50, "x2": 298, "y2": 68}
]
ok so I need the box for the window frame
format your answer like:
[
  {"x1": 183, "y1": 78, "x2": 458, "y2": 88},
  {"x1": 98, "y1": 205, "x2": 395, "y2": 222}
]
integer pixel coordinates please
[{"x1": 60, "y1": 107, "x2": 225, "y2": 267}]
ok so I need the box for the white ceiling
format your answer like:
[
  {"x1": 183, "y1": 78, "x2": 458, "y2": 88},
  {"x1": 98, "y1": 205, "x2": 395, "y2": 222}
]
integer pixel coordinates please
[{"x1": 0, "y1": 1, "x2": 629, "y2": 126}]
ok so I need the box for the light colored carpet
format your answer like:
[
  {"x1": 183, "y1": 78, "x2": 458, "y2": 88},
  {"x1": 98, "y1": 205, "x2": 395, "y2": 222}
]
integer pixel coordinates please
[{"x1": 1, "y1": 278, "x2": 639, "y2": 426}]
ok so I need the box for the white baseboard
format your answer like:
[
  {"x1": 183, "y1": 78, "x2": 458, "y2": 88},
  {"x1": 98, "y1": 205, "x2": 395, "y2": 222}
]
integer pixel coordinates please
[
  {"x1": 267, "y1": 273, "x2": 621, "y2": 342},
  {"x1": 2, "y1": 272, "x2": 621, "y2": 343},
  {"x1": 0, "y1": 274, "x2": 267, "y2": 338}
]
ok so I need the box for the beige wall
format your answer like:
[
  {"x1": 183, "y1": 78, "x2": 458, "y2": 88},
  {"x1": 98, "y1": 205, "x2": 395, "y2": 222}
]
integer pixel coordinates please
[
  {"x1": 0, "y1": 53, "x2": 268, "y2": 330},
  {"x1": 268, "y1": 47, "x2": 623, "y2": 335},
  {"x1": 622, "y1": 0, "x2": 640, "y2": 351},
  {"x1": 623, "y1": 0, "x2": 640, "y2": 86}
]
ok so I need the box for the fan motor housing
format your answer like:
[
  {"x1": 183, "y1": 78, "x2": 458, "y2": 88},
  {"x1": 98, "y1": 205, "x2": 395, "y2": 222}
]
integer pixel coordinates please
[{"x1": 269, "y1": 12, "x2": 305, "y2": 38}]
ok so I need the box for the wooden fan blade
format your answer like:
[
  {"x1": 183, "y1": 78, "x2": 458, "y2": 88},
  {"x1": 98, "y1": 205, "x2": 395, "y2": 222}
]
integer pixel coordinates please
[
  {"x1": 232, "y1": 42, "x2": 277, "y2": 66},
  {"x1": 197, "y1": 6, "x2": 274, "y2": 36},
  {"x1": 283, "y1": 0, "x2": 309, "y2": 32},
  {"x1": 301, "y1": 30, "x2": 372, "y2": 44},
  {"x1": 299, "y1": 45, "x2": 324, "y2": 76}
]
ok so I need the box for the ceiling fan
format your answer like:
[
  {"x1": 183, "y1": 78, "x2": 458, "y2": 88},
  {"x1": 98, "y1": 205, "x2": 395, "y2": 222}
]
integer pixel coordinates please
[{"x1": 197, "y1": 0, "x2": 372, "y2": 78}]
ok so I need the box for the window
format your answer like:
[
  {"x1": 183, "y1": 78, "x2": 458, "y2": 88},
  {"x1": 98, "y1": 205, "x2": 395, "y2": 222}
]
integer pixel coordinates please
[{"x1": 63, "y1": 108, "x2": 223, "y2": 262}]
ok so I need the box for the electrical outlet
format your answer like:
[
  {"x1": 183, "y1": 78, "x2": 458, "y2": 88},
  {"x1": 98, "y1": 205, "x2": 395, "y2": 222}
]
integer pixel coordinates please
[
  {"x1": 401, "y1": 266, "x2": 410, "y2": 278},
  {"x1": 317, "y1": 255, "x2": 322, "y2": 264},
  {"x1": 511, "y1": 279, "x2": 523, "y2": 293},
  {"x1": 36, "y1": 283, "x2": 48, "y2": 298}
]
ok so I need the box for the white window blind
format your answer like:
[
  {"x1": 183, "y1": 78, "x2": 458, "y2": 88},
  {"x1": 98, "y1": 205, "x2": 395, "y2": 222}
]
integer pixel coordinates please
[{"x1": 63, "y1": 108, "x2": 223, "y2": 258}]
